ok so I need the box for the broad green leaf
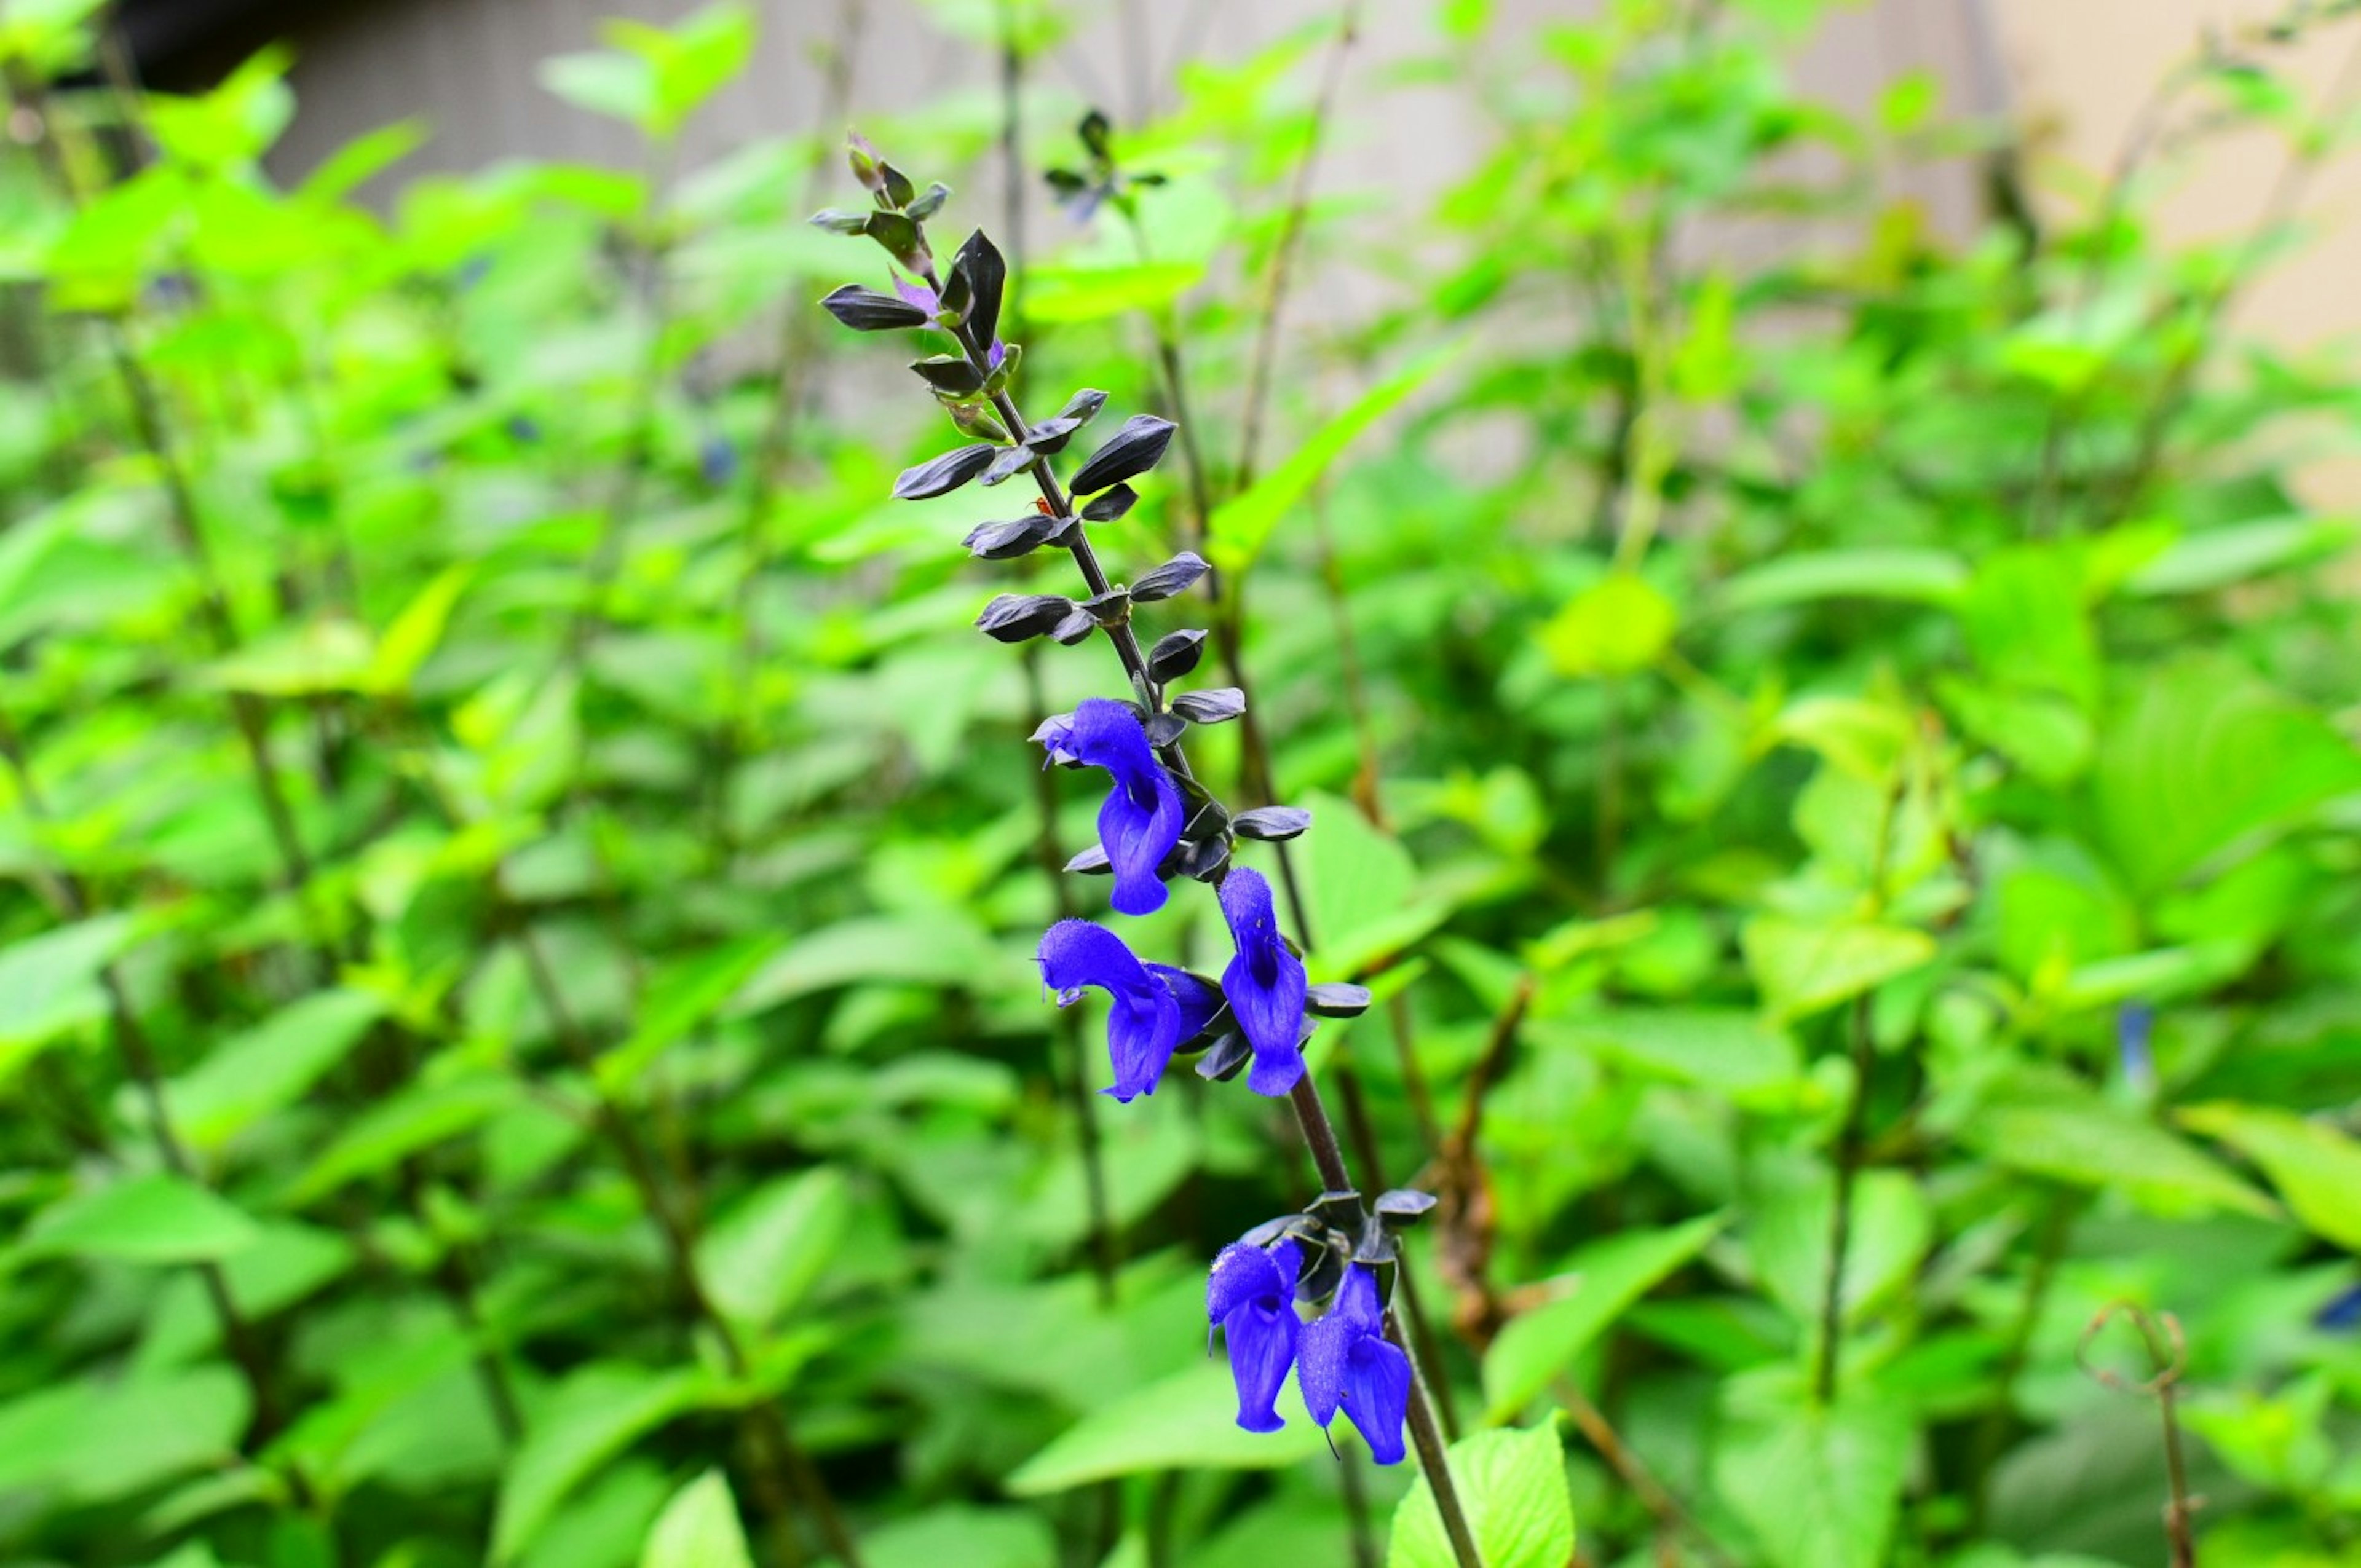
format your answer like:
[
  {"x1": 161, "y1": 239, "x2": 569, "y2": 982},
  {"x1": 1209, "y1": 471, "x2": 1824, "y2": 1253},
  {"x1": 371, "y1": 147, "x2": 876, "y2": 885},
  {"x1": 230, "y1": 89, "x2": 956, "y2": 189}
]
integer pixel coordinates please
[
  {"x1": 2125, "y1": 514, "x2": 2359, "y2": 596},
  {"x1": 540, "y1": 52, "x2": 658, "y2": 132},
  {"x1": 200, "y1": 617, "x2": 377, "y2": 696},
  {"x1": 367, "y1": 564, "x2": 474, "y2": 693},
  {"x1": 492, "y1": 1363, "x2": 708, "y2": 1562},
  {"x1": 1770, "y1": 697, "x2": 1913, "y2": 782},
  {"x1": 1482, "y1": 1213, "x2": 1727, "y2": 1422},
  {"x1": 1389, "y1": 1420, "x2": 1577, "y2": 1568},
  {"x1": 286, "y1": 1074, "x2": 520, "y2": 1204},
  {"x1": 0, "y1": 1366, "x2": 247, "y2": 1505},
  {"x1": 1713, "y1": 1376, "x2": 1906, "y2": 1568},
  {"x1": 1746, "y1": 1168, "x2": 1929, "y2": 1331},
  {"x1": 646, "y1": 3, "x2": 755, "y2": 134},
  {"x1": 641, "y1": 1470, "x2": 752, "y2": 1568},
  {"x1": 862, "y1": 1505, "x2": 1058, "y2": 1568},
  {"x1": 1023, "y1": 261, "x2": 1205, "y2": 324},
  {"x1": 167, "y1": 989, "x2": 387, "y2": 1150},
  {"x1": 1004, "y1": 1361, "x2": 1324, "y2": 1494},
  {"x1": 1964, "y1": 1079, "x2": 2277, "y2": 1221},
  {"x1": 2093, "y1": 658, "x2": 2361, "y2": 895},
  {"x1": 729, "y1": 916, "x2": 1010, "y2": 1014},
  {"x1": 1717, "y1": 547, "x2": 1966, "y2": 612},
  {"x1": 596, "y1": 934, "x2": 784, "y2": 1092},
  {"x1": 1741, "y1": 916, "x2": 1934, "y2": 1023},
  {"x1": 21, "y1": 1173, "x2": 260, "y2": 1264},
  {"x1": 1958, "y1": 546, "x2": 2097, "y2": 709},
  {"x1": 0, "y1": 914, "x2": 135, "y2": 1083},
  {"x1": 2180, "y1": 1103, "x2": 2361, "y2": 1251},
  {"x1": 695, "y1": 1167, "x2": 850, "y2": 1330},
  {"x1": 1559, "y1": 1011, "x2": 1799, "y2": 1097},
  {"x1": 1209, "y1": 345, "x2": 1461, "y2": 573},
  {"x1": 1539, "y1": 572, "x2": 1678, "y2": 677},
  {"x1": 1296, "y1": 790, "x2": 1449, "y2": 978}
]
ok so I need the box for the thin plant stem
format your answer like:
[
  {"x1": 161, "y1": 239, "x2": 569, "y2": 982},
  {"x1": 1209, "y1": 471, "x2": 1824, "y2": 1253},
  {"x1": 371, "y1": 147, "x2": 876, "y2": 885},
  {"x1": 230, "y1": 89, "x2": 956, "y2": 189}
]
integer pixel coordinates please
[
  {"x1": 917, "y1": 274, "x2": 1487, "y2": 1568},
  {"x1": 2079, "y1": 1304, "x2": 2201, "y2": 1568},
  {"x1": 0, "y1": 711, "x2": 307, "y2": 1484},
  {"x1": 1232, "y1": 0, "x2": 1364, "y2": 492},
  {"x1": 1552, "y1": 1376, "x2": 1741, "y2": 1568},
  {"x1": 716, "y1": 0, "x2": 863, "y2": 854},
  {"x1": 1813, "y1": 991, "x2": 1877, "y2": 1405},
  {"x1": 1813, "y1": 773, "x2": 1905, "y2": 1405},
  {"x1": 512, "y1": 923, "x2": 859, "y2": 1568}
]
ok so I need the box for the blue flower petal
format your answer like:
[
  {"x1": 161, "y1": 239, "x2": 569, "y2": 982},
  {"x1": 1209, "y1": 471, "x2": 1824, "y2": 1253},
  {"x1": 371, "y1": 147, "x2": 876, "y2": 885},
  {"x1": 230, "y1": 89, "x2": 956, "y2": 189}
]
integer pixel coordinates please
[
  {"x1": 1147, "y1": 963, "x2": 1224, "y2": 1041},
  {"x1": 1209, "y1": 1240, "x2": 1303, "y2": 1433},
  {"x1": 1062, "y1": 699, "x2": 1184, "y2": 916},
  {"x1": 1038, "y1": 919, "x2": 1183, "y2": 1102},
  {"x1": 1217, "y1": 868, "x2": 1308, "y2": 1095},
  {"x1": 1340, "y1": 1336, "x2": 1412, "y2": 1464}
]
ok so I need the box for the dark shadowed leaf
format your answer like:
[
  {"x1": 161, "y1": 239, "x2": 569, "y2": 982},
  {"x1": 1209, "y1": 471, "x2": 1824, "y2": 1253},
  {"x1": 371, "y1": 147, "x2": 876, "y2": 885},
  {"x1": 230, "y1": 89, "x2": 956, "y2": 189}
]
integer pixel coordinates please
[
  {"x1": 975, "y1": 593, "x2": 1074, "y2": 642},
  {"x1": 818, "y1": 283, "x2": 928, "y2": 331},
  {"x1": 1170, "y1": 687, "x2": 1244, "y2": 724},
  {"x1": 1147, "y1": 628, "x2": 1206, "y2": 683},
  {"x1": 1069, "y1": 414, "x2": 1177, "y2": 494},
  {"x1": 894, "y1": 444, "x2": 999, "y2": 500},
  {"x1": 952, "y1": 229, "x2": 1007, "y2": 351},
  {"x1": 1131, "y1": 552, "x2": 1209, "y2": 601},
  {"x1": 1080, "y1": 484, "x2": 1137, "y2": 522},
  {"x1": 910, "y1": 355, "x2": 984, "y2": 395},
  {"x1": 1233, "y1": 806, "x2": 1311, "y2": 841}
]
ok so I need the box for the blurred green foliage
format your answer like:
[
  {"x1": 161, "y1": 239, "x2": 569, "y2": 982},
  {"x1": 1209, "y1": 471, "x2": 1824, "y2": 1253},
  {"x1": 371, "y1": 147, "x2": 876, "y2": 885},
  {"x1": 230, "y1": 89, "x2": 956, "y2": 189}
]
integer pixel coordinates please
[{"x1": 0, "y1": 0, "x2": 2359, "y2": 1564}]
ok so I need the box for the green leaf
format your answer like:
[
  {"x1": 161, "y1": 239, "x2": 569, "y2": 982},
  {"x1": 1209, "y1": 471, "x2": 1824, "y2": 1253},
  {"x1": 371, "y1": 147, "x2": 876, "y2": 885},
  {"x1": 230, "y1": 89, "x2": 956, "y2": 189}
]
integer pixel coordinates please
[
  {"x1": 2124, "y1": 514, "x2": 2359, "y2": 596},
  {"x1": 1539, "y1": 572, "x2": 1678, "y2": 677},
  {"x1": 1741, "y1": 916, "x2": 1935, "y2": 1023},
  {"x1": 730, "y1": 916, "x2": 1010, "y2": 1014},
  {"x1": 1482, "y1": 1213, "x2": 1727, "y2": 1422},
  {"x1": 286, "y1": 1073, "x2": 520, "y2": 1204},
  {"x1": 1388, "y1": 1420, "x2": 1576, "y2": 1568},
  {"x1": 2092, "y1": 658, "x2": 2361, "y2": 895},
  {"x1": 21, "y1": 1173, "x2": 261, "y2": 1264},
  {"x1": 695, "y1": 1167, "x2": 850, "y2": 1330},
  {"x1": 366, "y1": 564, "x2": 474, "y2": 693},
  {"x1": 0, "y1": 1366, "x2": 247, "y2": 1505},
  {"x1": 641, "y1": 1470, "x2": 753, "y2": 1568},
  {"x1": 167, "y1": 989, "x2": 387, "y2": 1151},
  {"x1": 1296, "y1": 790, "x2": 1449, "y2": 979},
  {"x1": 1713, "y1": 1376, "x2": 1907, "y2": 1568},
  {"x1": 539, "y1": 52, "x2": 659, "y2": 132},
  {"x1": 2179, "y1": 1103, "x2": 2361, "y2": 1251},
  {"x1": 0, "y1": 914, "x2": 136, "y2": 1084},
  {"x1": 596, "y1": 934, "x2": 784, "y2": 1093},
  {"x1": 1559, "y1": 1011, "x2": 1800, "y2": 1098},
  {"x1": 1004, "y1": 1361, "x2": 1326, "y2": 1494},
  {"x1": 1209, "y1": 345, "x2": 1461, "y2": 573},
  {"x1": 1717, "y1": 547, "x2": 1966, "y2": 613},
  {"x1": 199, "y1": 618, "x2": 377, "y2": 696},
  {"x1": 1964, "y1": 1078, "x2": 2278, "y2": 1222},
  {"x1": 862, "y1": 1505, "x2": 1058, "y2": 1568},
  {"x1": 1022, "y1": 261, "x2": 1205, "y2": 324},
  {"x1": 492, "y1": 1363, "x2": 708, "y2": 1563}
]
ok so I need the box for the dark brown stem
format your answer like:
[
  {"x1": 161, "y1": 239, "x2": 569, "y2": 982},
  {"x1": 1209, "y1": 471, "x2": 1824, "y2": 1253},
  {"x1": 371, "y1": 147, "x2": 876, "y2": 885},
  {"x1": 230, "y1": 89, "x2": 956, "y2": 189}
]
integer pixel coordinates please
[
  {"x1": 514, "y1": 929, "x2": 860, "y2": 1567},
  {"x1": 2079, "y1": 1304, "x2": 2201, "y2": 1568},
  {"x1": 1554, "y1": 1377, "x2": 1739, "y2": 1568},
  {"x1": 1814, "y1": 990, "x2": 1875, "y2": 1405}
]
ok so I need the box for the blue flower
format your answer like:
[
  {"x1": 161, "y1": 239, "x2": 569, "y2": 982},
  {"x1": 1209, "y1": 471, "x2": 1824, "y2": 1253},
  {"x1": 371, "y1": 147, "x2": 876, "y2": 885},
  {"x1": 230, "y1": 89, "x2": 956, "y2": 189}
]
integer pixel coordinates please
[
  {"x1": 1040, "y1": 698, "x2": 1184, "y2": 916},
  {"x1": 2316, "y1": 1280, "x2": 2361, "y2": 1332},
  {"x1": 2118, "y1": 1001, "x2": 2155, "y2": 1093},
  {"x1": 1219, "y1": 867, "x2": 1308, "y2": 1095},
  {"x1": 1299, "y1": 1263, "x2": 1411, "y2": 1465},
  {"x1": 1038, "y1": 919, "x2": 1217, "y2": 1101},
  {"x1": 1208, "y1": 1239, "x2": 1303, "y2": 1432}
]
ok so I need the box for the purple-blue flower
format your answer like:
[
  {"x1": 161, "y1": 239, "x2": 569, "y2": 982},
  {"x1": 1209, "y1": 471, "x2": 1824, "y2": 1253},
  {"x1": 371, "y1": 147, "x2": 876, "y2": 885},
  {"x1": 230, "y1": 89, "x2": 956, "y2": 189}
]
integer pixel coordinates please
[
  {"x1": 1040, "y1": 698, "x2": 1185, "y2": 916},
  {"x1": 1219, "y1": 867, "x2": 1308, "y2": 1095},
  {"x1": 1208, "y1": 1239, "x2": 1303, "y2": 1432},
  {"x1": 1299, "y1": 1263, "x2": 1410, "y2": 1465},
  {"x1": 1038, "y1": 919, "x2": 1216, "y2": 1101}
]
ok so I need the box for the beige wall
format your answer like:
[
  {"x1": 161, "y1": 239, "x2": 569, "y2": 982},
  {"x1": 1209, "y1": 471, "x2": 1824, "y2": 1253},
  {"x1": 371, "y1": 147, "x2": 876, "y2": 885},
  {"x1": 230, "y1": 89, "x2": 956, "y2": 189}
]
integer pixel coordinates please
[{"x1": 1992, "y1": 0, "x2": 2361, "y2": 354}]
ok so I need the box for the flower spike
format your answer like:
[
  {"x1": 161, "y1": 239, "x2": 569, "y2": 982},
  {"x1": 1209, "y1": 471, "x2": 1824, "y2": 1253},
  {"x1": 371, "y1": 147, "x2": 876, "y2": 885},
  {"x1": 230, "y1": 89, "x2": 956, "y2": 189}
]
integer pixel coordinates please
[
  {"x1": 1039, "y1": 698, "x2": 1184, "y2": 916},
  {"x1": 1298, "y1": 1264, "x2": 1411, "y2": 1464}
]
